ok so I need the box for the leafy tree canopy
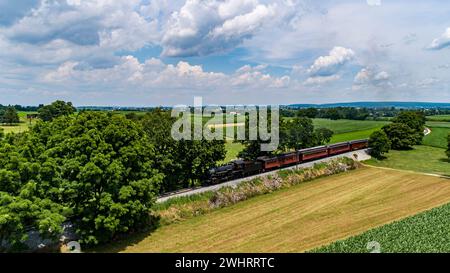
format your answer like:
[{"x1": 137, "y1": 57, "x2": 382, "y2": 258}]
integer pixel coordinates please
[
  {"x1": 369, "y1": 130, "x2": 391, "y2": 159},
  {"x1": 0, "y1": 111, "x2": 163, "y2": 248},
  {"x1": 382, "y1": 123, "x2": 417, "y2": 150},
  {"x1": 0, "y1": 106, "x2": 20, "y2": 125},
  {"x1": 38, "y1": 100, "x2": 76, "y2": 122}
]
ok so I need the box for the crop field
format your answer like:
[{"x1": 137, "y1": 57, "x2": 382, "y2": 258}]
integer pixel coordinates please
[
  {"x1": 365, "y1": 145, "x2": 450, "y2": 176},
  {"x1": 314, "y1": 202, "x2": 450, "y2": 253},
  {"x1": 101, "y1": 167, "x2": 450, "y2": 253},
  {"x1": 329, "y1": 128, "x2": 381, "y2": 144}
]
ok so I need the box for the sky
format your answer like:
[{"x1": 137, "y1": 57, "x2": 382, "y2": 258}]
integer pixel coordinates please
[{"x1": 0, "y1": 0, "x2": 450, "y2": 106}]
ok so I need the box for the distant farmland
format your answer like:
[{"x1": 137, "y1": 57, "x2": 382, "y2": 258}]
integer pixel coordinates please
[{"x1": 102, "y1": 167, "x2": 450, "y2": 253}]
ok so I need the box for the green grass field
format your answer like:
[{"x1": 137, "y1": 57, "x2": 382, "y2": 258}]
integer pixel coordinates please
[
  {"x1": 314, "y1": 118, "x2": 388, "y2": 144},
  {"x1": 423, "y1": 127, "x2": 450, "y2": 149},
  {"x1": 427, "y1": 115, "x2": 450, "y2": 122},
  {"x1": 223, "y1": 141, "x2": 244, "y2": 163},
  {"x1": 312, "y1": 118, "x2": 388, "y2": 135},
  {"x1": 314, "y1": 202, "x2": 450, "y2": 253},
  {"x1": 0, "y1": 111, "x2": 37, "y2": 134},
  {"x1": 427, "y1": 121, "x2": 450, "y2": 128},
  {"x1": 365, "y1": 145, "x2": 450, "y2": 176},
  {"x1": 97, "y1": 167, "x2": 450, "y2": 253},
  {"x1": 329, "y1": 128, "x2": 382, "y2": 143}
]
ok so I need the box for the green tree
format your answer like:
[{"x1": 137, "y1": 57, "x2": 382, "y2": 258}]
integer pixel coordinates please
[
  {"x1": 141, "y1": 109, "x2": 226, "y2": 190},
  {"x1": 382, "y1": 123, "x2": 416, "y2": 150},
  {"x1": 1, "y1": 106, "x2": 19, "y2": 125},
  {"x1": 38, "y1": 100, "x2": 76, "y2": 122},
  {"x1": 315, "y1": 128, "x2": 334, "y2": 145},
  {"x1": 392, "y1": 111, "x2": 426, "y2": 144},
  {"x1": 297, "y1": 108, "x2": 318, "y2": 118},
  {"x1": 447, "y1": 133, "x2": 450, "y2": 159},
  {"x1": 280, "y1": 117, "x2": 316, "y2": 151},
  {"x1": 0, "y1": 112, "x2": 163, "y2": 247},
  {"x1": 0, "y1": 193, "x2": 67, "y2": 252},
  {"x1": 324, "y1": 108, "x2": 342, "y2": 120},
  {"x1": 369, "y1": 130, "x2": 391, "y2": 159}
]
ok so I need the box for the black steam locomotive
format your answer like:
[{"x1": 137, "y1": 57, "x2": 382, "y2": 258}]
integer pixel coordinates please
[{"x1": 207, "y1": 139, "x2": 368, "y2": 184}]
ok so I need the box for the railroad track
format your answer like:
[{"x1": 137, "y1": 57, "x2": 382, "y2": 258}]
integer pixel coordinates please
[{"x1": 157, "y1": 148, "x2": 371, "y2": 203}]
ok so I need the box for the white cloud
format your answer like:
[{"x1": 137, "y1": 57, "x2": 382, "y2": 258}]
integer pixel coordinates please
[
  {"x1": 232, "y1": 64, "x2": 290, "y2": 88},
  {"x1": 161, "y1": 0, "x2": 275, "y2": 57},
  {"x1": 428, "y1": 27, "x2": 450, "y2": 50},
  {"x1": 307, "y1": 46, "x2": 355, "y2": 77},
  {"x1": 0, "y1": 0, "x2": 164, "y2": 65},
  {"x1": 303, "y1": 75, "x2": 340, "y2": 86},
  {"x1": 43, "y1": 56, "x2": 290, "y2": 91},
  {"x1": 353, "y1": 67, "x2": 391, "y2": 89}
]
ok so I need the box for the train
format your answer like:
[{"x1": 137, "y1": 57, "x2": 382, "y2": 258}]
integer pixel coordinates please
[{"x1": 207, "y1": 139, "x2": 369, "y2": 184}]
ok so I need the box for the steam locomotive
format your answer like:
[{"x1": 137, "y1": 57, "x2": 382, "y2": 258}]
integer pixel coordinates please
[{"x1": 207, "y1": 139, "x2": 368, "y2": 184}]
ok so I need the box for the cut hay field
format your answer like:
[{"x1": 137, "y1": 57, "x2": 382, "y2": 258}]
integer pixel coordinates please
[{"x1": 101, "y1": 167, "x2": 450, "y2": 253}]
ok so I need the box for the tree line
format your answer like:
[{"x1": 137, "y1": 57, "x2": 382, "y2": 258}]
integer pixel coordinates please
[{"x1": 283, "y1": 106, "x2": 450, "y2": 121}]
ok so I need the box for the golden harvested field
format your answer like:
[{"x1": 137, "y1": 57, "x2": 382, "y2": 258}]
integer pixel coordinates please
[{"x1": 106, "y1": 167, "x2": 450, "y2": 253}]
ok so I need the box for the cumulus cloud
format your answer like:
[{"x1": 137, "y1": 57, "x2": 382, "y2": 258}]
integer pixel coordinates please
[
  {"x1": 43, "y1": 56, "x2": 290, "y2": 91},
  {"x1": 0, "y1": 0, "x2": 163, "y2": 65},
  {"x1": 307, "y1": 46, "x2": 355, "y2": 77},
  {"x1": 161, "y1": 0, "x2": 275, "y2": 57},
  {"x1": 353, "y1": 67, "x2": 391, "y2": 89},
  {"x1": 232, "y1": 64, "x2": 290, "y2": 88},
  {"x1": 428, "y1": 27, "x2": 450, "y2": 50},
  {"x1": 302, "y1": 46, "x2": 354, "y2": 86}
]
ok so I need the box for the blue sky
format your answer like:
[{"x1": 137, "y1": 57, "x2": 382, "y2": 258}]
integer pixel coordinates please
[{"x1": 0, "y1": 0, "x2": 450, "y2": 106}]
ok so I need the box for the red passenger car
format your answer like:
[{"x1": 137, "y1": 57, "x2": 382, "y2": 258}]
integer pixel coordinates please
[
  {"x1": 349, "y1": 139, "x2": 369, "y2": 150},
  {"x1": 257, "y1": 156, "x2": 282, "y2": 171},
  {"x1": 279, "y1": 152, "x2": 299, "y2": 167},
  {"x1": 328, "y1": 142, "x2": 351, "y2": 156},
  {"x1": 298, "y1": 146, "x2": 328, "y2": 162}
]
